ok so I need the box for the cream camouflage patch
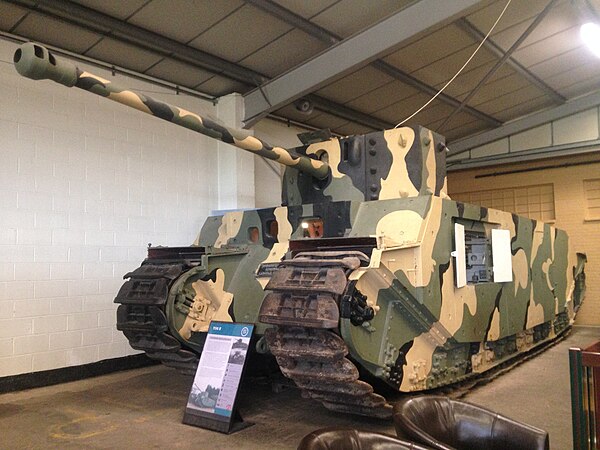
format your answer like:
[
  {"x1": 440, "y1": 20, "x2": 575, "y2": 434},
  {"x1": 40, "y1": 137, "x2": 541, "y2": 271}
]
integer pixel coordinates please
[
  {"x1": 438, "y1": 260, "x2": 477, "y2": 335},
  {"x1": 274, "y1": 206, "x2": 292, "y2": 243},
  {"x1": 354, "y1": 266, "x2": 393, "y2": 312},
  {"x1": 513, "y1": 249, "x2": 529, "y2": 296},
  {"x1": 418, "y1": 197, "x2": 443, "y2": 287},
  {"x1": 400, "y1": 333, "x2": 436, "y2": 391},
  {"x1": 108, "y1": 90, "x2": 152, "y2": 114},
  {"x1": 256, "y1": 207, "x2": 292, "y2": 289},
  {"x1": 214, "y1": 211, "x2": 244, "y2": 248},
  {"x1": 380, "y1": 128, "x2": 418, "y2": 199},
  {"x1": 424, "y1": 130, "x2": 437, "y2": 194},
  {"x1": 80, "y1": 71, "x2": 110, "y2": 84},
  {"x1": 486, "y1": 308, "x2": 501, "y2": 341},
  {"x1": 306, "y1": 139, "x2": 343, "y2": 178},
  {"x1": 375, "y1": 210, "x2": 423, "y2": 248},
  {"x1": 526, "y1": 284, "x2": 546, "y2": 329},
  {"x1": 179, "y1": 269, "x2": 233, "y2": 338}
]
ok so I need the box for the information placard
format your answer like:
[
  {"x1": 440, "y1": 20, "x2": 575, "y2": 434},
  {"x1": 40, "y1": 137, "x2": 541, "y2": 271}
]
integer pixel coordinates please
[{"x1": 182, "y1": 321, "x2": 254, "y2": 434}]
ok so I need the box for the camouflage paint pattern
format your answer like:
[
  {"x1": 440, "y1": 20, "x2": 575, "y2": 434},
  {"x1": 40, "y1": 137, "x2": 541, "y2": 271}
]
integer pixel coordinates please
[
  {"x1": 187, "y1": 193, "x2": 582, "y2": 390},
  {"x1": 178, "y1": 269, "x2": 233, "y2": 338},
  {"x1": 15, "y1": 41, "x2": 585, "y2": 393},
  {"x1": 282, "y1": 124, "x2": 447, "y2": 206},
  {"x1": 339, "y1": 195, "x2": 580, "y2": 390}
]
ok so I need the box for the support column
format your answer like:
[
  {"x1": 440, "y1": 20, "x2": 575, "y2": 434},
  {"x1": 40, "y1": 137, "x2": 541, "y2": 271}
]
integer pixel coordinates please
[{"x1": 216, "y1": 93, "x2": 255, "y2": 211}]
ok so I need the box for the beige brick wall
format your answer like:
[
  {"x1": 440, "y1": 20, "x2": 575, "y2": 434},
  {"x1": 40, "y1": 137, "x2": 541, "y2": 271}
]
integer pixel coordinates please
[{"x1": 448, "y1": 154, "x2": 600, "y2": 325}]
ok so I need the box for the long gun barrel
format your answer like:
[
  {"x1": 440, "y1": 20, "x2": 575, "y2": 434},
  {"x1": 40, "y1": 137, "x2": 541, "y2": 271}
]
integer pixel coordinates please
[{"x1": 13, "y1": 42, "x2": 329, "y2": 180}]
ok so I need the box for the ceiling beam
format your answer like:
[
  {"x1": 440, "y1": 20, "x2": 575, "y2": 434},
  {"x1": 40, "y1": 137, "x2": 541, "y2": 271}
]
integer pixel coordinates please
[
  {"x1": 371, "y1": 59, "x2": 501, "y2": 126},
  {"x1": 455, "y1": 18, "x2": 565, "y2": 105},
  {"x1": 448, "y1": 89, "x2": 600, "y2": 155},
  {"x1": 447, "y1": 139, "x2": 600, "y2": 171},
  {"x1": 0, "y1": 29, "x2": 217, "y2": 102},
  {"x1": 6, "y1": 0, "x2": 269, "y2": 85},
  {"x1": 7, "y1": 0, "x2": 392, "y2": 132},
  {"x1": 438, "y1": 0, "x2": 560, "y2": 132},
  {"x1": 307, "y1": 95, "x2": 394, "y2": 130},
  {"x1": 243, "y1": 0, "x2": 495, "y2": 128},
  {"x1": 244, "y1": 0, "x2": 338, "y2": 45}
]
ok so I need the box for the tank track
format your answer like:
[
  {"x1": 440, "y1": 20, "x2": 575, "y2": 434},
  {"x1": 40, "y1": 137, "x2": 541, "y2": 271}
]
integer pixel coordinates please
[
  {"x1": 114, "y1": 261, "x2": 199, "y2": 376},
  {"x1": 425, "y1": 325, "x2": 572, "y2": 400},
  {"x1": 259, "y1": 251, "x2": 393, "y2": 419}
]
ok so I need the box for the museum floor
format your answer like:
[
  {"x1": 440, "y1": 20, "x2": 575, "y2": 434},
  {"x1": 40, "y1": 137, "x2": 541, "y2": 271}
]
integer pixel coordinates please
[{"x1": 0, "y1": 325, "x2": 597, "y2": 449}]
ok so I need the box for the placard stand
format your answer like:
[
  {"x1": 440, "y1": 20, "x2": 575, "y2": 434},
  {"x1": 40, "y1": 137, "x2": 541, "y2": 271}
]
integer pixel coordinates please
[
  {"x1": 182, "y1": 322, "x2": 255, "y2": 434},
  {"x1": 182, "y1": 408, "x2": 252, "y2": 434}
]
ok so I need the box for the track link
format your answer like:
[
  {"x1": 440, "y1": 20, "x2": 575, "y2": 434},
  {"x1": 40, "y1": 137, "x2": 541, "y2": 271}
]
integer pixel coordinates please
[
  {"x1": 259, "y1": 252, "x2": 393, "y2": 419},
  {"x1": 114, "y1": 261, "x2": 199, "y2": 376}
]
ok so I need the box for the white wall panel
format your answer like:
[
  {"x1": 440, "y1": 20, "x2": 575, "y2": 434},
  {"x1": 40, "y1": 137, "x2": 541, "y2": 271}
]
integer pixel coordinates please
[
  {"x1": 469, "y1": 138, "x2": 509, "y2": 159},
  {"x1": 510, "y1": 124, "x2": 552, "y2": 152},
  {"x1": 553, "y1": 108, "x2": 599, "y2": 145},
  {"x1": 0, "y1": 38, "x2": 298, "y2": 378},
  {"x1": 0, "y1": 38, "x2": 218, "y2": 377}
]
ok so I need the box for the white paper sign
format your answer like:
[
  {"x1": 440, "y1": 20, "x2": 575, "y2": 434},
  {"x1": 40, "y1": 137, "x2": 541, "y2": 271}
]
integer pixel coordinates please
[
  {"x1": 492, "y1": 229, "x2": 513, "y2": 283},
  {"x1": 183, "y1": 322, "x2": 254, "y2": 433},
  {"x1": 452, "y1": 223, "x2": 467, "y2": 288}
]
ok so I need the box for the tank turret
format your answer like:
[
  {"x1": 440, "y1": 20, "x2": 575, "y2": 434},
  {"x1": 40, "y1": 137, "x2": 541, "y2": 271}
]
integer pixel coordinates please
[
  {"x1": 282, "y1": 125, "x2": 448, "y2": 206},
  {"x1": 14, "y1": 42, "x2": 449, "y2": 207}
]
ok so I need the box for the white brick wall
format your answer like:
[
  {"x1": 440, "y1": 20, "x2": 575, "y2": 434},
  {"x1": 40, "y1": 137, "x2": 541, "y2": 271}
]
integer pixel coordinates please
[
  {"x1": 0, "y1": 38, "x2": 221, "y2": 377},
  {"x1": 0, "y1": 38, "x2": 307, "y2": 379}
]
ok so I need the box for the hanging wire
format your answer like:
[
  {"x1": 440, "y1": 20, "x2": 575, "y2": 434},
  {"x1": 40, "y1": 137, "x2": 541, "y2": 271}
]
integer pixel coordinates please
[
  {"x1": 395, "y1": 0, "x2": 513, "y2": 128},
  {"x1": 438, "y1": 0, "x2": 558, "y2": 133}
]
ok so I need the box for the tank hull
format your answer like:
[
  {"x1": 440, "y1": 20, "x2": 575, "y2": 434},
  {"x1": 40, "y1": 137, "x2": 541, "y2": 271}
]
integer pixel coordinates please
[
  {"x1": 115, "y1": 195, "x2": 585, "y2": 416},
  {"x1": 14, "y1": 43, "x2": 585, "y2": 418}
]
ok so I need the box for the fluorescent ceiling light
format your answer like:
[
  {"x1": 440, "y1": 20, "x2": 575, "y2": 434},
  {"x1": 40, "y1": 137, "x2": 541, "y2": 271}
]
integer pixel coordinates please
[{"x1": 581, "y1": 22, "x2": 600, "y2": 58}]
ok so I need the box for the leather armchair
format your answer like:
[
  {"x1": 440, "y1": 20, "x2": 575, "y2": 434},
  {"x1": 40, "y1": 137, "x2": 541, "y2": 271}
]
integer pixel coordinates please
[
  {"x1": 297, "y1": 427, "x2": 433, "y2": 450},
  {"x1": 393, "y1": 396, "x2": 549, "y2": 450}
]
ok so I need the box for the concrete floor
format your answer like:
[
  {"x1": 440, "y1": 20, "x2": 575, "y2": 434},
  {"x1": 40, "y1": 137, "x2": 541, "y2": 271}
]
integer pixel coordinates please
[{"x1": 0, "y1": 326, "x2": 598, "y2": 450}]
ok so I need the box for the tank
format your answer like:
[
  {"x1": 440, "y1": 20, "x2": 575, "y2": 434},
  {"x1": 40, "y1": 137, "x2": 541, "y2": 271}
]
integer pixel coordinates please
[{"x1": 15, "y1": 42, "x2": 587, "y2": 419}]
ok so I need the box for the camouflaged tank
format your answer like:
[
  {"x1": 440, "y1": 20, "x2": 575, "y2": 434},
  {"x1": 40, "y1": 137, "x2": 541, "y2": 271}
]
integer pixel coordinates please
[{"x1": 15, "y1": 43, "x2": 587, "y2": 419}]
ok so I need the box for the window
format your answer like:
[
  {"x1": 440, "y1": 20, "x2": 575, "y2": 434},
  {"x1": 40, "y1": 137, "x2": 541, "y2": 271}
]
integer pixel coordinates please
[
  {"x1": 300, "y1": 217, "x2": 324, "y2": 238},
  {"x1": 248, "y1": 227, "x2": 259, "y2": 243},
  {"x1": 453, "y1": 183, "x2": 555, "y2": 221},
  {"x1": 464, "y1": 230, "x2": 491, "y2": 284},
  {"x1": 266, "y1": 220, "x2": 279, "y2": 238},
  {"x1": 584, "y1": 178, "x2": 600, "y2": 221}
]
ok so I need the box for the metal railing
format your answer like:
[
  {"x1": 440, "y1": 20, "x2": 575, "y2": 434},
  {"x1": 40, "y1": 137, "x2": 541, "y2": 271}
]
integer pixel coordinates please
[{"x1": 570, "y1": 341, "x2": 600, "y2": 449}]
